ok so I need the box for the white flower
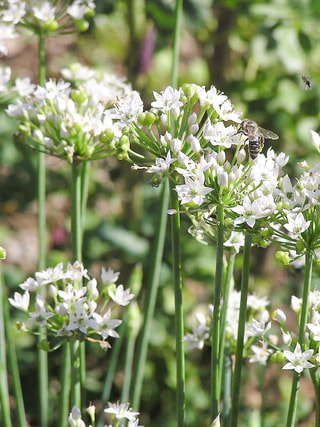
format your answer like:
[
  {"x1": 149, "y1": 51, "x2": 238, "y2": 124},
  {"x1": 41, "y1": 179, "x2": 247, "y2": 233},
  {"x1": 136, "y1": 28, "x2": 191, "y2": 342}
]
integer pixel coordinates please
[
  {"x1": 28, "y1": 294, "x2": 55, "y2": 327},
  {"x1": 249, "y1": 343, "x2": 270, "y2": 365},
  {"x1": 283, "y1": 343, "x2": 314, "y2": 373},
  {"x1": 175, "y1": 171, "x2": 213, "y2": 206},
  {"x1": 0, "y1": 66, "x2": 11, "y2": 91},
  {"x1": 104, "y1": 402, "x2": 139, "y2": 421},
  {"x1": 101, "y1": 267, "x2": 120, "y2": 285},
  {"x1": 307, "y1": 312, "x2": 320, "y2": 341},
  {"x1": 310, "y1": 130, "x2": 320, "y2": 151},
  {"x1": 284, "y1": 212, "x2": 311, "y2": 238},
  {"x1": 108, "y1": 284, "x2": 134, "y2": 306},
  {"x1": 224, "y1": 231, "x2": 245, "y2": 253},
  {"x1": 146, "y1": 151, "x2": 176, "y2": 174},
  {"x1": 36, "y1": 262, "x2": 65, "y2": 285},
  {"x1": 68, "y1": 405, "x2": 86, "y2": 427},
  {"x1": 19, "y1": 277, "x2": 39, "y2": 292},
  {"x1": 151, "y1": 86, "x2": 183, "y2": 114},
  {"x1": 246, "y1": 313, "x2": 271, "y2": 338},
  {"x1": 184, "y1": 312, "x2": 209, "y2": 350},
  {"x1": 9, "y1": 291, "x2": 30, "y2": 312}
]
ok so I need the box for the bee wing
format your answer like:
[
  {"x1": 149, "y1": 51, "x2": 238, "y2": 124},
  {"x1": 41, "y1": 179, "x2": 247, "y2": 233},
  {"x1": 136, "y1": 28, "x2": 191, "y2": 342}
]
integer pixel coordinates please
[{"x1": 258, "y1": 127, "x2": 279, "y2": 140}]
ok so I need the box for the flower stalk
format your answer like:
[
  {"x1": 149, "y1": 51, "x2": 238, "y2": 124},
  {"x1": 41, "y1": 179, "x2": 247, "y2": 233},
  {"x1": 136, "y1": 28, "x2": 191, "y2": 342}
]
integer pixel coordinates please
[
  {"x1": 131, "y1": 181, "x2": 169, "y2": 409},
  {"x1": 286, "y1": 249, "x2": 313, "y2": 427},
  {"x1": 37, "y1": 29, "x2": 48, "y2": 427},
  {"x1": 170, "y1": 180, "x2": 186, "y2": 427},
  {"x1": 230, "y1": 232, "x2": 253, "y2": 427},
  {"x1": 211, "y1": 204, "x2": 225, "y2": 419}
]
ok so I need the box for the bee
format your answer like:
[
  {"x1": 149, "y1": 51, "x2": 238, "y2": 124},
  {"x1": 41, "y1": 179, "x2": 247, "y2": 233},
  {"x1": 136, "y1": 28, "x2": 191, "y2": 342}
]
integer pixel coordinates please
[
  {"x1": 238, "y1": 119, "x2": 279, "y2": 160},
  {"x1": 302, "y1": 75, "x2": 312, "y2": 90}
]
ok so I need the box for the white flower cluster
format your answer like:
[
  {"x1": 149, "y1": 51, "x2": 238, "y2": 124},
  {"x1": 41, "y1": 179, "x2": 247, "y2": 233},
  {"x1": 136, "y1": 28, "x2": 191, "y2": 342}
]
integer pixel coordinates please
[
  {"x1": 273, "y1": 290, "x2": 320, "y2": 374},
  {"x1": 6, "y1": 64, "x2": 133, "y2": 163},
  {"x1": 0, "y1": 0, "x2": 95, "y2": 55},
  {"x1": 124, "y1": 84, "x2": 320, "y2": 256},
  {"x1": 68, "y1": 402, "x2": 143, "y2": 427},
  {"x1": 183, "y1": 290, "x2": 270, "y2": 353},
  {"x1": 9, "y1": 261, "x2": 134, "y2": 347}
]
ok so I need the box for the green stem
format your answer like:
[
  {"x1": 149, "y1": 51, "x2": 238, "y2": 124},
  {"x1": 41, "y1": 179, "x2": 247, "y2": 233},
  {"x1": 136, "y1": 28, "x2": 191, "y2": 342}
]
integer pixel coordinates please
[
  {"x1": 170, "y1": 0, "x2": 183, "y2": 89},
  {"x1": 131, "y1": 182, "x2": 169, "y2": 409},
  {"x1": 70, "y1": 160, "x2": 83, "y2": 411},
  {"x1": 0, "y1": 262, "x2": 13, "y2": 427},
  {"x1": 229, "y1": 232, "x2": 253, "y2": 427},
  {"x1": 310, "y1": 370, "x2": 320, "y2": 427},
  {"x1": 222, "y1": 351, "x2": 232, "y2": 427},
  {"x1": 37, "y1": 30, "x2": 48, "y2": 427},
  {"x1": 211, "y1": 204, "x2": 225, "y2": 420},
  {"x1": 286, "y1": 250, "x2": 313, "y2": 427},
  {"x1": 169, "y1": 181, "x2": 186, "y2": 427},
  {"x1": 98, "y1": 325, "x2": 125, "y2": 427},
  {"x1": 80, "y1": 161, "x2": 90, "y2": 235},
  {"x1": 218, "y1": 252, "x2": 235, "y2": 424},
  {"x1": 121, "y1": 334, "x2": 136, "y2": 403},
  {"x1": 71, "y1": 340, "x2": 81, "y2": 409},
  {"x1": 71, "y1": 161, "x2": 82, "y2": 263},
  {"x1": 58, "y1": 343, "x2": 71, "y2": 427}
]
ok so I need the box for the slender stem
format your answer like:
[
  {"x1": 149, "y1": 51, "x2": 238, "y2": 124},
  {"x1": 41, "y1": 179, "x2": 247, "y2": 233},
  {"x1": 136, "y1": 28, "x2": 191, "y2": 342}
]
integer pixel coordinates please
[
  {"x1": 310, "y1": 370, "x2": 320, "y2": 427},
  {"x1": 70, "y1": 160, "x2": 83, "y2": 411},
  {"x1": 218, "y1": 252, "x2": 235, "y2": 423},
  {"x1": 169, "y1": 181, "x2": 186, "y2": 427},
  {"x1": 131, "y1": 182, "x2": 169, "y2": 409},
  {"x1": 121, "y1": 334, "x2": 136, "y2": 402},
  {"x1": 37, "y1": 30, "x2": 48, "y2": 427},
  {"x1": 211, "y1": 204, "x2": 224, "y2": 420},
  {"x1": 170, "y1": 0, "x2": 183, "y2": 89},
  {"x1": 98, "y1": 325, "x2": 125, "y2": 427},
  {"x1": 71, "y1": 161, "x2": 83, "y2": 263},
  {"x1": 58, "y1": 343, "x2": 71, "y2": 427},
  {"x1": 229, "y1": 232, "x2": 253, "y2": 427},
  {"x1": 80, "y1": 161, "x2": 90, "y2": 235},
  {"x1": 71, "y1": 340, "x2": 81, "y2": 409},
  {"x1": 0, "y1": 262, "x2": 13, "y2": 427},
  {"x1": 286, "y1": 250, "x2": 313, "y2": 427},
  {"x1": 222, "y1": 351, "x2": 232, "y2": 427}
]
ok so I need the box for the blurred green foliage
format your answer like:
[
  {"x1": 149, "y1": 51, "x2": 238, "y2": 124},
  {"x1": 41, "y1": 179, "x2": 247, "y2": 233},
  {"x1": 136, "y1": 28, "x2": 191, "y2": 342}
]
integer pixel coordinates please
[{"x1": 1, "y1": 0, "x2": 320, "y2": 425}]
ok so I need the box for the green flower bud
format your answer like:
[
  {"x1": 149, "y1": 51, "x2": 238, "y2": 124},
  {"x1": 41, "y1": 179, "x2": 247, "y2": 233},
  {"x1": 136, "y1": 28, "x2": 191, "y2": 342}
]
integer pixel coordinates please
[
  {"x1": 138, "y1": 112, "x2": 147, "y2": 125},
  {"x1": 0, "y1": 246, "x2": 6, "y2": 260},
  {"x1": 275, "y1": 251, "x2": 290, "y2": 265},
  {"x1": 74, "y1": 19, "x2": 89, "y2": 32},
  {"x1": 71, "y1": 89, "x2": 87, "y2": 105},
  {"x1": 117, "y1": 135, "x2": 130, "y2": 150},
  {"x1": 144, "y1": 111, "x2": 156, "y2": 126},
  {"x1": 42, "y1": 19, "x2": 59, "y2": 32},
  {"x1": 269, "y1": 351, "x2": 285, "y2": 364},
  {"x1": 99, "y1": 129, "x2": 114, "y2": 144}
]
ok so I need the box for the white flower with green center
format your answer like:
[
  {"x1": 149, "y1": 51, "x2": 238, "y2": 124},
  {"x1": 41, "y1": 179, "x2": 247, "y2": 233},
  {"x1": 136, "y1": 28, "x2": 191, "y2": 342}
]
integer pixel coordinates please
[
  {"x1": 176, "y1": 172, "x2": 213, "y2": 206},
  {"x1": 151, "y1": 86, "x2": 183, "y2": 114},
  {"x1": 101, "y1": 267, "x2": 120, "y2": 285},
  {"x1": 249, "y1": 343, "x2": 270, "y2": 365},
  {"x1": 108, "y1": 284, "x2": 134, "y2": 306},
  {"x1": 104, "y1": 401, "x2": 139, "y2": 421},
  {"x1": 284, "y1": 212, "x2": 311, "y2": 238},
  {"x1": 283, "y1": 343, "x2": 314, "y2": 374}
]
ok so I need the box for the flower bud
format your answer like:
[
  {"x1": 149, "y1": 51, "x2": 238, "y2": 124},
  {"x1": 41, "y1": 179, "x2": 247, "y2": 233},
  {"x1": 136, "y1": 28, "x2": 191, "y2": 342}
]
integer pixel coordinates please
[
  {"x1": 75, "y1": 19, "x2": 89, "y2": 32},
  {"x1": 217, "y1": 151, "x2": 225, "y2": 164},
  {"x1": 42, "y1": 19, "x2": 59, "y2": 32},
  {"x1": 310, "y1": 130, "x2": 320, "y2": 151},
  {"x1": 0, "y1": 246, "x2": 6, "y2": 260},
  {"x1": 275, "y1": 251, "x2": 290, "y2": 265},
  {"x1": 272, "y1": 309, "x2": 287, "y2": 324},
  {"x1": 170, "y1": 138, "x2": 182, "y2": 153},
  {"x1": 217, "y1": 171, "x2": 228, "y2": 188},
  {"x1": 237, "y1": 148, "x2": 247, "y2": 163}
]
